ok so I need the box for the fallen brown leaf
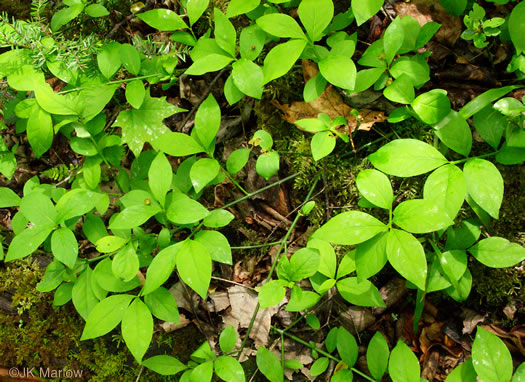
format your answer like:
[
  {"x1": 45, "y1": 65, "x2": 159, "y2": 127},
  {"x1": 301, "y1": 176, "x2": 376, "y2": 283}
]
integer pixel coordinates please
[
  {"x1": 272, "y1": 60, "x2": 386, "y2": 133},
  {"x1": 393, "y1": 0, "x2": 462, "y2": 46}
]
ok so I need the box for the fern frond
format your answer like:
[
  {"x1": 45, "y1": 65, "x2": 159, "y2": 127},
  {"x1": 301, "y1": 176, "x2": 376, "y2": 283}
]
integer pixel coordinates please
[{"x1": 41, "y1": 164, "x2": 76, "y2": 182}]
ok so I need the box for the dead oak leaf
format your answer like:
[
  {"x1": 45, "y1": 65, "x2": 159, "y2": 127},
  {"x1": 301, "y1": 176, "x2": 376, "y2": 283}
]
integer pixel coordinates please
[{"x1": 272, "y1": 60, "x2": 386, "y2": 133}]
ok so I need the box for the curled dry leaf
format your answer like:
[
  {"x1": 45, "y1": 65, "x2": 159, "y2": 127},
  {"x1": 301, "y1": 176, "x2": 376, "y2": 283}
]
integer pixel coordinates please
[{"x1": 272, "y1": 60, "x2": 386, "y2": 133}]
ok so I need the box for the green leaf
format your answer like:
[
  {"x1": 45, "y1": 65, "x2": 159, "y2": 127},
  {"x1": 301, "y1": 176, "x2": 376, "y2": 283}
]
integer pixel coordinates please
[
  {"x1": 469, "y1": 237, "x2": 525, "y2": 268},
  {"x1": 97, "y1": 42, "x2": 122, "y2": 80},
  {"x1": 259, "y1": 279, "x2": 287, "y2": 308},
  {"x1": 445, "y1": 358, "x2": 477, "y2": 382},
  {"x1": 463, "y1": 158, "x2": 503, "y2": 219},
  {"x1": 72, "y1": 267, "x2": 99, "y2": 320},
  {"x1": 160, "y1": 132, "x2": 205, "y2": 157},
  {"x1": 423, "y1": 164, "x2": 466, "y2": 220},
  {"x1": 0, "y1": 187, "x2": 20, "y2": 207},
  {"x1": 496, "y1": 142, "x2": 525, "y2": 165},
  {"x1": 214, "y1": 8, "x2": 236, "y2": 57},
  {"x1": 112, "y1": 244, "x2": 139, "y2": 282},
  {"x1": 367, "y1": 332, "x2": 390, "y2": 381},
  {"x1": 55, "y1": 189, "x2": 104, "y2": 222},
  {"x1": 167, "y1": 192, "x2": 209, "y2": 225},
  {"x1": 389, "y1": 340, "x2": 420, "y2": 382},
  {"x1": 472, "y1": 326, "x2": 513, "y2": 382},
  {"x1": 190, "y1": 158, "x2": 220, "y2": 194},
  {"x1": 143, "y1": 243, "x2": 180, "y2": 295},
  {"x1": 337, "y1": 327, "x2": 358, "y2": 367},
  {"x1": 109, "y1": 204, "x2": 161, "y2": 230},
  {"x1": 51, "y1": 4, "x2": 84, "y2": 31},
  {"x1": 307, "y1": 239, "x2": 336, "y2": 279},
  {"x1": 34, "y1": 82, "x2": 80, "y2": 116},
  {"x1": 122, "y1": 298, "x2": 153, "y2": 362},
  {"x1": 312, "y1": 211, "x2": 387, "y2": 245},
  {"x1": 411, "y1": 89, "x2": 451, "y2": 125},
  {"x1": 85, "y1": 4, "x2": 109, "y2": 17},
  {"x1": 336, "y1": 251, "x2": 356, "y2": 279},
  {"x1": 286, "y1": 286, "x2": 320, "y2": 312},
  {"x1": 114, "y1": 92, "x2": 183, "y2": 157},
  {"x1": 393, "y1": 199, "x2": 453, "y2": 233},
  {"x1": 215, "y1": 356, "x2": 245, "y2": 382},
  {"x1": 95, "y1": 235, "x2": 127, "y2": 253},
  {"x1": 51, "y1": 228, "x2": 78, "y2": 268},
  {"x1": 194, "y1": 94, "x2": 220, "y2": 151},
  {"x1": 445, "y1": 219, "x2": 481, "y2": 250},
  {"x1": 310, "y1": 357, "x2": 329, "y2": 376},
  {"x1": 434, "y1": 110, "x2": 472, "y2": 156},
  {"x1": 509, "y1": 1, "x2": 525, "y2": 54},
  {"x1": 148, "y1": 152, "x2": 172, "y2": 206},
  {"x1": 137, "y1": 9, "x2": 188, "y2": 31},
  {"x1": 5, "y1": 225, "x2": 53, "y2": 262},
  {"x1": 368, "y1": 138, "x2": 448, "y2": 177},
  {"x1": 239, "y1": 24, "x2": 266, "y2": 61},
  {"x1": 439, "y1": 250, "x2": 467, "y2": 283},
  {"x1": 226, "y1": 148, "x2": 250, "y2": 175},
  {"x1": 355, "y1": 232, "x2": 388, "y2": 281},
  {"x1": 53, "y1": 282, "x2": 73, "y2": 306},
  {"x1": 185, "y1": 54, "x2": 234, "y2": 75},
  {"x1": 176, "y1": 239, "x2": 211, "y2": 299},
  {"x1": 187, "y1": 0, "x2": 209, "y2": 26},
  {"x1": 256, "y1": 347, "x2": 283, "y2": 382},
  {"x1": 7, "y1": 64, "x2": 44, "y2": 91},
  {"x1": 304, "y1": 73, "x2": 327, "y2": 102},
  {"x1": 194, "y1": 230, "x2": 231, "y2": 265},
  {"x1": 227, "y1": 0, "x2": 260, "y2": 17},
  {"x1": 337, "y1": 277, "x2": 386, "y2": 307},
  {"x1": 224, "y1": 74, "x2": 244, "y2": 105},
  {"x1": 20, "y1": 191, "x2": 57, "y2": 226},
  {"x1": 142, "y1": 355, "x2": 186, "y2": 375},
  {"x1": 93, "y1": 257, "x2": 141, "y2": 292},
  {"x1": 352, "y1": 0, "x2": 384, "y2": 26},
  {"x1": 81, "y1": 294, "x2": 134, "y2": 340},
  {"x1": 27, "y1": 104, "x2": 53, "y2": 159},
  {"x1": 445, "y1": 267, "x2": 472, "y2": 302},
  {"x1": 263, "y1": 39, "x2": 307, "y2": 84},
  {"x1": 219, "y1": 325, "x2": 237, "y2": 353},
  {"x1": 494, "y1": 97, "x2": 525, "y2": 117},
  {"x1": 298, "y1": 0, "x2": 334, "y2": 42},
  {"x1": 416, "y1": 21, "x2": 441, "y2": 48},
  {"x1": 356, "y1": 169, "x2": 393, "y2": 210},
  {"x1": 251, "y1": 130, "x2": 273, "y2": 150},
  {"x1": 513, "y1": 363, "x2": 525, "y2": 382},
  {"x1": 318, "y1": 55, "x2": 356, "y2": 90},
  {"x1": 232, "y1": 59, "x2": 264, "y2": 99},
  {"x1": 288, "y1": 248, "x2": 320, "y2": 281},
  {"x1": 459, "y1": 85, "x2": 522, "y2": 119},
  {"x1": 144, "y1": 286, "x2": 179, "y2": 323},
  {"x1": 386, "y1": 229, "x2": 427, "y2": 290},
  {"x1": 331, "y1": 370, "x2": 353, "y2": 382},
  {"x1": 310, "y1": 131, "x2": 336, "y2": 161},
  {"x1": 440, "y1": 0, "x2": 467, "y2": 16},
  {"x1": 384, "y1": 17, "x2": 404, "y2": 65},
  {"x1": 256, "y1": 151, "x2": 280, "y2": 180},
  {"x1": 256, "y1": 14, "x2": 305, "y2": 39},
  {"x1": 384, "y1": 74, "x2": 414, "y2": 104},
  {"x1": 390, "y1": 55, "x2": 430, "y2": 88},
  {"x1": 203, "y1": 209, "x2": 234, "y2": 228},
  {"x1": 119, "y1": 44, "x2": 141, "y2": 75},
  {"x1": 125, "y1": 80, "x2": 146, "y2": 109}
]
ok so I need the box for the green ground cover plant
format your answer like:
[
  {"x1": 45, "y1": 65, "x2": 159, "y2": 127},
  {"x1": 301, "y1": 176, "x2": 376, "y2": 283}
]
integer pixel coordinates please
[{"x1": 0, "y1": 0, "x2": 524, "y2": 380}]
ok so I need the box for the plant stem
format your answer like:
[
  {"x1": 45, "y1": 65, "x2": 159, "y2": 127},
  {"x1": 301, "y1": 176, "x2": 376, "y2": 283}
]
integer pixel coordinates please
[
  {"x1": 449, "y1": 151, "x2": 498, "y2": 165},
  {"x1": 223, "y1": 173, "x2": 300, "y2": 210},
  {"x1": 219, "y1": 164, "x2": 248, "y2": 195},
  {"x1": 236, "y1": 175, "x2": 320, "y2": 360},
  {"x1": 231, "y1": 241, "x2": 282, "y2": 250},
  {"x1": 272, "y1": 327, "x2": 376, "y2": 382}
]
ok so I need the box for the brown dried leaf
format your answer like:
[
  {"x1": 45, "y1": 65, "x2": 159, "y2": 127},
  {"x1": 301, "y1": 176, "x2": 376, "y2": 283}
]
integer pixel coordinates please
[
  {"x1": 227, "y1": 285, "x2": 282, "y2": 347},
  {"x1": 393, "y1": 0, "x2": 462, "y2": 46},
  {"x1": 272, "y1": 61, "x2": 386, "y2": 133}
]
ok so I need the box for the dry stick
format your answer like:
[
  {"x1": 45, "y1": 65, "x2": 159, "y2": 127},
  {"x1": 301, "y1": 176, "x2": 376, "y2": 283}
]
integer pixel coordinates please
[
  {"x1": 177, "y1": 69, "x2": 227, "y2": 130},
  {"x1": 236, "y1": 175, "x2": 321, "y2": 361},
  {"x1": 272, "y1": 327, "x2": 376, "y2": 382}
]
